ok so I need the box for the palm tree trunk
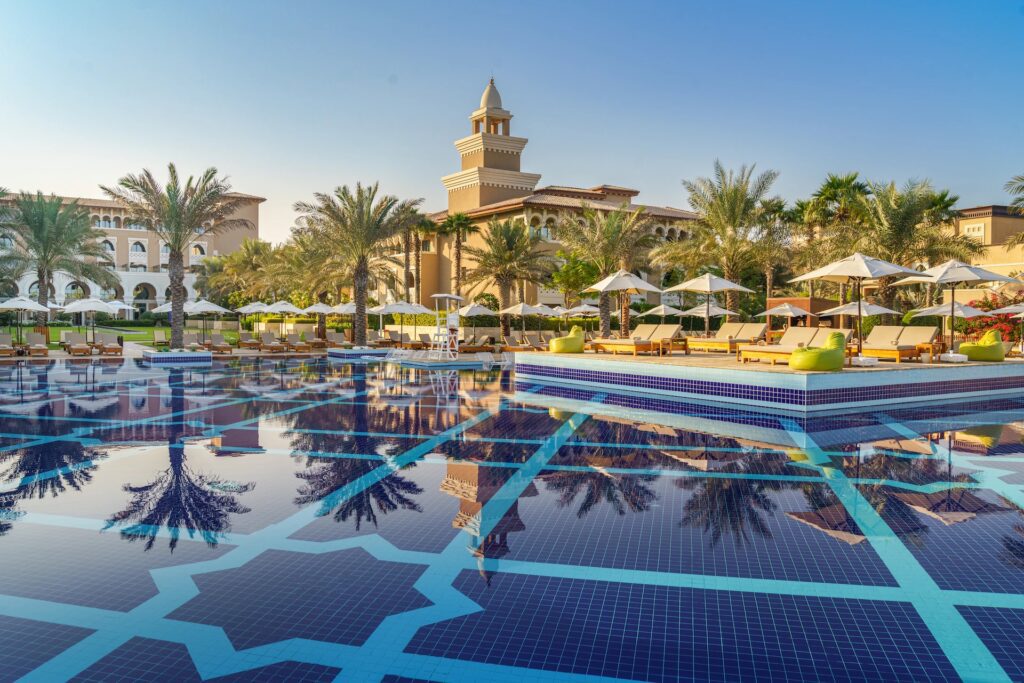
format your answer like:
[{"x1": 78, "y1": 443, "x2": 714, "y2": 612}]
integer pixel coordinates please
[
  {"x1": 498, "y1": 281, "x2": 511, "y2": 337},
  {"x1": 35, "y1": 269, "x2": 48, "y2": 327},
  {"x1": 317, "y1": 292, "x2": 327, "y2": 339},
  {"x1": 620, "y1": 293, "x2": 631, "y2": 335},
  {"x1": 517, "y1": 280, "x2": 525, "y2": 304},
  {"x1": 403, "y1": 229, "x2": 411, "y2": 303},
  {"x1": 353, "y1": 258, "x2": 369, "y2": 346},
  {"x1": 598, "y1": 292, "x2": 611, "y2": 338},
  {"x1": 169, "y1": 250, "x2": 186, "y2": 348},
  {"x1": 765, "y1": 268, "x2": 774, "y2": 299},
  {"x1": 414, "y1": 234, "x2": 422, "y2": 305}
]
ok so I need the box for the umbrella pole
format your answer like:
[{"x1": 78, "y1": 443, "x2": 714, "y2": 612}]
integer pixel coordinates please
[
  {"x1": 950, "y1": 284, "x2": 955, "y2": 352},
  {"x1": 857, "y1": 279, "x2": 863, "y2": 356}
]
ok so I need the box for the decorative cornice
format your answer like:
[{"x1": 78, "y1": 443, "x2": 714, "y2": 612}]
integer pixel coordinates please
[
  {"x1": 441, "y1": 167, "x2": 541, "y2": 193},
  {"x1": 453, "y1": 133, "x2": 528, "y2": 156}
]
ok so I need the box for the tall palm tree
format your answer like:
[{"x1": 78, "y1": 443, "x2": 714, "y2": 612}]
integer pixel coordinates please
[
  {"x1": 463, "y1": 218, "x2": 553, "y2": 337},
  {"x1": 1006, "y1": 173, "x2": 1024, "y2": 214},
  {"x1": 754, "y1": 197, "x2": 792, "y2": 299},
  {"x1": 101, "y1": 164, "x2": 253, "y2": 348},
  {"x1": 653, "y1": 161, "x2": 779, "y2": 315},
  {"x1": 439, "y1": 212, "x2": 478, "y2": 298},
  {"x1": 554, "y1": 203, "x2": 658, "y2": 336},
  {"x1": 0, "y1": 192, "x2": 117, "y2": 322},
  {"x1": 294, "y1": 182, "x2": 421, "y2": 346},
  {"x1": 810, "y1": 173, "x2": 871, "y2": 304},
  {"x1": 852, "y1": 181, "x2": 982, "y2": 311},
  {"x1": 549, "y1": 250, "x2": 599, "y2": 307}
]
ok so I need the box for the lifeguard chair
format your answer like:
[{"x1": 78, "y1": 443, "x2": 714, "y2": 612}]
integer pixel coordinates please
[{"x1": 429, "y1": 294, "x2": 464, "y2": 361}]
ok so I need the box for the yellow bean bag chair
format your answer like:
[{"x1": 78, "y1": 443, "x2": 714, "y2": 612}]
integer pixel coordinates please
[
  {"x1": 960, "y1": 329, "x2": 1005, "y2": 362},
  {"x1": 550, "y1": 325, "x2": 584, "y2": 353},
  {"x1": 788, "y1": 331, "x2": 846, "y2": 371}
]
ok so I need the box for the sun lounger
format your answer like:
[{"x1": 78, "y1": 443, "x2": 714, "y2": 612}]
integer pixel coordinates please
[
  {"x1": 25, "y1": 333, "x2": 48, "y2": 357},
  {"x1": 689, "y1": 322, "x2": 766, "y2": 353},
  {"x1": 626, "y1": 324, "x2": 659, "y2": 341},
  {"x1": 285, "y1": 333, "x2": 311, "y2": 353},
  {"x1": 182, "y1": 333, "x2": 204, "y2": 351},
  {"x1": 208, "y1": 334, "x2": 232, "y2": 354},
  {"x1": 99, "y1": 333, "x2": 122, "y2": 356},
  {"x1": 259, "y1": 332, "x2": 285, "y2": 353},
  {"x1": 738, "y1": 328, "x2": 851, "y2": 365},
  {"x1": 523, "y1": 332, "x2": 546, "y2": 350},
  {"x1": 0, "y1": 334, "x2": 15, "y2": 357},
  {"x1": 325, "y1": 331, "x2": 350, "y2": 348},
  {"x1": 418, "y1": 333, "x2": 433, "y2": 347},
  {"x1": 61, "y1": 332, "x2": 87, "y2": 352},
  {"x1": 861, "y1": 326, "x2": 938, "y2": 362},
  {"x1": 152, "y1": 329, "x2": 170, "y2": 348},
  {"x1": 237, "y1": 331, "x2": 261, "y2": 349},
  {"x1": 461, "y1": 335, "x2": 495, "y2": 352}
]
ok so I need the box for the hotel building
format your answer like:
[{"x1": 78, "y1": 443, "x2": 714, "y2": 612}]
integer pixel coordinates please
[
  {"x1": 407, "y1": 80, "x2": 696, "y2": 307},
  {"x1": 0, "y1": 192, "x2": 263, "y2": 314}
]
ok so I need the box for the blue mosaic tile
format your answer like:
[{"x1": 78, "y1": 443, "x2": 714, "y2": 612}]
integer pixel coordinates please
[
  {"x1": 0, "y1": 615, "x2": 94, "y2": 681},
  {"x1": 168, "y1": 548, "x2": 431, "y2": 649},
  {"x1": 407, "y1": 572, "x2": 959, "y2": 682},
  {"x1": 957, "y1": 606, "x2": 1024, "y2": 682}
]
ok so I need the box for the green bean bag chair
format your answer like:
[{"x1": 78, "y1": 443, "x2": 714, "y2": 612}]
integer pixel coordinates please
[
  {"x1": 788, "y1": 331, "x2": 846, "y2": 371},
  {"x1": 550, "y1": 325, "x2": 584, "y2": 353},
  {"x1": 960, "y1": 329, "x2": 1005, "y2": 362}
]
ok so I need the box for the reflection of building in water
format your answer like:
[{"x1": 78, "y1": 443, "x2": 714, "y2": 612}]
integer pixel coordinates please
[
  {"x1": 440, "y1": 459, "x2": 536, "y2": 583},
  {"x1": 951, "y1": 425, "x2": 1024, "y2": 456}
]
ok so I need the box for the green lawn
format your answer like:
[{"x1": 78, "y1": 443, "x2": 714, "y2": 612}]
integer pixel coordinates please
[{"x1": 2, "y1": 325, "x2": 241, "y2": 349}]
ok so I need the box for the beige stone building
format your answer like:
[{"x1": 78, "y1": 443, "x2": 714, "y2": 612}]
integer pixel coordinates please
[
  {"x1": 949, "y1": 205, "x2": 1024, "y2": 301},
  {"x1": 0, "y1": 192, "x2": 263, "y2": 313},
  {"x1": 400, "y1": 79, "x2": 696, "y2": 307}
]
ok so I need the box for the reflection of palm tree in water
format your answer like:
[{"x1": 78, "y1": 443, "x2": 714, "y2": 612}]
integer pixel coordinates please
[
  {"x1": 1000, "y1": 519, "x2": 1024, "y2": 570},
  {"x1": 104, "y1": 369, "x2": 253, "y2": 551},
  {"x1": 678, "y1": 466, "x2": 784, "y2": 546},
  {"x1": 291, "y1": 370, "x2": 422, "y2": 529},
  {"x1": 0, "y1": 437, "x2": 103, "y2": 536},
  {"x1": 542, "y1": 446, "x2": 658, "y2": 518}
]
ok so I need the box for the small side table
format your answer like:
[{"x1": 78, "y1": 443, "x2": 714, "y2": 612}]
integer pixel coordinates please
[{"x1": 916, "y1": 341, "x2": 947, "y2": 364}]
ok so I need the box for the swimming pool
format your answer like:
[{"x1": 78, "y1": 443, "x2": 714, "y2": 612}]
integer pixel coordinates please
[{"x1": 2, "y1": 357, "x2": 1024, "y2": 681}]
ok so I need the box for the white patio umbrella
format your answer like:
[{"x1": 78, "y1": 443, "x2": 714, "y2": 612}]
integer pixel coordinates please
[
  {"x1": 61, "y1": 298, "x2": 117, "y2": 343},
  {"x1": 560, "y1": 303, "x2": 600, "y2": 333},
  {"x1": 459, "y1": 303, "x2": 496, "y2": 340},
  {"x1": 757, "y1": 302, "x2": 815, "y2": 336},
  {"x1": 106, "y1": 300, "x2": 134, "y2": 320},
  {"x1": 266, "y1": 300, "x2": 303, "y2": 314},
  {"x1": 380, "y1": 301, "x2": 431, "y2": 340},
  {"x1": 499, "y1": 302, "x2": 546, "y2": 334},
  {"x1": 680, "y1": 303, "x2": 738, "y2": 318},
  {"x1": 237, "y1": 301, "x2": 269, "y2": 337},
  {"x1": 912, "y1": 302, "x2": 987, "y2": 349},
  {"x1": 584, "y1": 269, "x2": 661, "y2": 334},
  {"x1": 189, "y1": 299, "x2": 232, "y2": 342},
  {"x1": 792, "y1": 253, "x2": 919, "y2": 354},
  {"x1": 0, "y1": 296, "x2": 50, "y2": 344},
  {"x1": 302, "y1": 303, "x2": 335, "y2": 315},
  {"x1": 332, "y1": 302, "x2": 356, "y2": 314},
  {"x1": 818, "y1": 301, "x2": 900, "y2": 317},
  {"x1": 665, "y1": 273, "x2": 752, "y2": 338},
  {"x1": 637, "y1": 304, "x2": 687, "y2": 326},
  {"x1": 894, "y1": 260, "x2": 1019, "y2": 351}
]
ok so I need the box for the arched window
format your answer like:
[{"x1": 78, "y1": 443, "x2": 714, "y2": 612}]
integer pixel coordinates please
[
  {"x1": 161, "y1": 244, "x2": 170, "y2": 254},
  {"x1": 65, "y1": 282, "x2": 87, "y2": 300},
  {"x1": 131, "y1": 241, "x2": 146, "y2": 253},
  {"x1": 192, "y1": 244, "x2": 206, "y2": 256},
  {"x1": 100, "y1": 240, "x2": 115, "y2": 252}
]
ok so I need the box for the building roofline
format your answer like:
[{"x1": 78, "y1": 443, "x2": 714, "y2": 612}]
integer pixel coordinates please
[{"x1": 958, "y1": 205, "x2": 1018, "y2": 219}]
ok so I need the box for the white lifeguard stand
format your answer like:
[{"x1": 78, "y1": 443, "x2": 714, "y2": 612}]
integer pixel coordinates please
[{"x1": 429, "y1": 294, "x2": 463, "y2": 361}]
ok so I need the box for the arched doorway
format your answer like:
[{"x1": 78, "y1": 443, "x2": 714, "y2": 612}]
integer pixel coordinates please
[{"x1": 133, "y1": 283, "x2": 157, "y2": 315}]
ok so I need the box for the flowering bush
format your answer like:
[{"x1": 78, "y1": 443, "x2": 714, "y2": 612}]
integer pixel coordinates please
[{"x1": 952, "y1": 291, "x2": 1024, "y2": 341}]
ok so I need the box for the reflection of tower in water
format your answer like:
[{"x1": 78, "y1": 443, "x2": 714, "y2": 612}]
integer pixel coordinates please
[{"x1": 440, "y1": 459, "x2": 537, "y2": 584}]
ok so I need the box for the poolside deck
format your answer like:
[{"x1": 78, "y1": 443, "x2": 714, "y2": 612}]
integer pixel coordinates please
[{"x1": 514, "y1": 350, "x2": 1024, "y2": 413}]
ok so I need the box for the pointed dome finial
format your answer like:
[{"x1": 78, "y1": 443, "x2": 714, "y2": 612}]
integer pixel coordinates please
[{"x1": 480, "y1": 78, "x2": 502, "y2": 109}]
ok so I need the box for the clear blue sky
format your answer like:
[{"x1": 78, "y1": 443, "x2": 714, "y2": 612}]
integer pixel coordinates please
[{"x1": 1, "y1": 0, "x2": 1021, "y2": 243}]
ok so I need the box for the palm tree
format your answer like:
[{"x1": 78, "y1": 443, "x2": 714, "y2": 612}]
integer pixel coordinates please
[
  {"x1": 554, "y1": 203, "x2": 658, "y2": 336},
  {"x1": 754, "y1": 197, "x2": 792, "y2": 299},
  {"x1": 851, "y1": 181, "x2": 982, "y2": 311},
  {"x1": 1006, "y1": 173, "x2": 1024, "y2": 214},
  {"x1": 439, "y1": 212, "x2": 478, "y2": 298},
  {"x1": 549, "y1": 250, "x2": 599, "y2": 307},
  {"x1": 652, "y1": 161, "x2": 779, "y2": 315},
  {"x1": 463, "y1": 218, "x2": 554, "y2": 337},
  {"x1": 0, "y1": 192, "x2": 117, "y2": 323},
  {"x1": 294, "y1": 182, "x2": 421, "y2": 346},
  {"x1": 101, "y1": 165, "x2": 253, "y2": 348},
  {"x1": 810, "y1": 173, "x2": 871, "y2": 303}
]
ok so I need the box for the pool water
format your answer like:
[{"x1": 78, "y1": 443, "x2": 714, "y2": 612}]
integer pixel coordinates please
[{"x1": 2, "y1": 357, "x2": 1024, "y2": 682}]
